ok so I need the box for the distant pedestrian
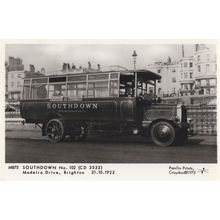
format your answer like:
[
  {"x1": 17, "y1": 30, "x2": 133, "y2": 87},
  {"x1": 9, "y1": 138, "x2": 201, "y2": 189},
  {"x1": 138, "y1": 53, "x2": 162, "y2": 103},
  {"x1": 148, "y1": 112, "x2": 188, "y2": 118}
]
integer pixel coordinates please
[{"x1": 157, "y1": 97, "x2": 162, "y2": 103}]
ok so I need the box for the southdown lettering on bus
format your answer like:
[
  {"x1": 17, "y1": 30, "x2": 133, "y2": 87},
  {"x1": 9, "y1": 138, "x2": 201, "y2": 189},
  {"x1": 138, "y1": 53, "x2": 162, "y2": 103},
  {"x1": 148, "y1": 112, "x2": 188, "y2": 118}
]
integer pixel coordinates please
[{"x1": 47, "y1": 103, "x2": 98, "y2": 110}]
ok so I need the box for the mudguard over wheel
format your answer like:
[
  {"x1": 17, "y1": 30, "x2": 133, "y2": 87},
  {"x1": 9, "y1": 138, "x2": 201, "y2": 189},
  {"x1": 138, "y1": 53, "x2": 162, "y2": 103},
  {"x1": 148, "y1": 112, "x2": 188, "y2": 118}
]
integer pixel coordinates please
[
  {"x1": 46, "y1": 119, "x2": 65, "y2": 143},
  {"x1": 150, "y1": 121, "x2": 175, "y2": 147},
  {"x1": 175, "y1": 128, "x2": 188, "y2": 145}
]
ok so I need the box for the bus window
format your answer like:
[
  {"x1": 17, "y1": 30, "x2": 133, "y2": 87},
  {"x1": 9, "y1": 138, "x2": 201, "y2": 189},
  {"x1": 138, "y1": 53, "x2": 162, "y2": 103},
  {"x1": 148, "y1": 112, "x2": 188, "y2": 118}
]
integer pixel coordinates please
[
  {"x1": 32, "y1": 78, "x2": 48, "y2": 84},
  {"x1": 110, "y1": 73, "x2": 119, "y2": 79},
  {"x1": 22, "y1": 85, "x2": 30, "y2": 99},
  {"x1": 119, "y1": 82, "x2": 134, "y2": 97},
  {"x1": 30, "y1": 84, "x2": 48, "y2": 99},
  {"x1": 67, "y1": 82, "x2": 86, "y2": 98},
  {"x1": 24, "y1": 79, "x2": 31, "y2": 85},
  {"x1": 49, "y1": 84, "x2": 66, "y2": 99},
  {"x1": 88, "y1": 74, "x2": 108, "y2": 81},
  {"x1": 88, "y1": 81, "x2": 108, "y2": 98},
  {"x1": 49, "y1": 76, "x2": 66, "y2": 83},
  {"x1": 68, "y1": 75, "x2": 86, "y2": 82},
  {"x1": 110, "y1": 80, "x2": 119, "y2": 97},
  {"x1": 119, "y1": 74, "x2": 134, "y2": 97}
]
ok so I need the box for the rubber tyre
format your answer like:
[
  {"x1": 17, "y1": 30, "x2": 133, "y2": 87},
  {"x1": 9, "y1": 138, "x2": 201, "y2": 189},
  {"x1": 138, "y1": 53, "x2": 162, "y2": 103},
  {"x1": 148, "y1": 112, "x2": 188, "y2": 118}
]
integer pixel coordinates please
[
  {"x1": 46, "y1": 118, "x2": 65, "y2": 143},
  {"x1": 150, "y1": 121, "x2": 175, "y2": 147}
]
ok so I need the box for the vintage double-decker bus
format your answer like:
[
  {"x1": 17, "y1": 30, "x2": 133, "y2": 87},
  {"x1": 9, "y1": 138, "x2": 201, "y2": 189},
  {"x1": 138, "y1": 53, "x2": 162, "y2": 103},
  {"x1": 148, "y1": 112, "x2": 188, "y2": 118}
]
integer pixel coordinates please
[{"x1": 20, "y1": 69, "x2": 192, "y2": 146}]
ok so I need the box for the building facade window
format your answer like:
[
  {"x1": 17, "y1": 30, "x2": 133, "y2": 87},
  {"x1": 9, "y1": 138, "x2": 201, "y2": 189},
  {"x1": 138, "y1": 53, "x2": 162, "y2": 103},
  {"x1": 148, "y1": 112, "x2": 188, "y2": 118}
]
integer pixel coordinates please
[
  {"x1": 197, "y1": 65, "x2": 201, "y2": 72},
  {"x1": 17, "y1": 73, "x2": 21, "y2": 78},
  {"x1": 172, "y1": 77, "x2": 176, "y2": 83},
  {"x1": 184, "y1": 72, "x2": 188, "y2": 79},
  {"x1": 157, "y1": 69, "x2": 161, "y2": 74},
  {"x1": 206, "y1": 64, "x2": 210, "y2": 73},
  {"x1": 197, "y1": 55, "x2": 201, "y2": 62},
  {"x1": 196, "y1": 80, "x2": 201, "y2": 86},
  {"x1": 17, "y1": 81, "x2": 20, "y2": 87},
  {"x1": 190, "y1": 72, "x2": 193, "y2": 79},
  {"x1": 206, "y1": 79, "x2": 210, "y2": 86},
  {"x1": 189, "y1": 62, "x2": 193, "y2": 68},
  {"x1": 206, "y1": 54, "x2": 209, "y2": 61},
  {"x1": 210, "y1": 79, "x2": 216, "y2": 86},
  {"x1": 11, "y1": 82, "x2": 14, "y2": 87},
  {"x1": 201, "y1": 80, "x2": 206, "y2": 86},
  {"x1": 184, "y1": 62, "x2": 188, "y2": 68}
]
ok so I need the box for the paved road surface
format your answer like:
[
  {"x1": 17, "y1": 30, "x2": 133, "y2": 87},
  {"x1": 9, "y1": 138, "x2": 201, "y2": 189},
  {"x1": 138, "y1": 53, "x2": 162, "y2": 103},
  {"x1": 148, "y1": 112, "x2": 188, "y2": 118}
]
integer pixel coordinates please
[{"x1": 5, "y1": 131, "x2": 217, "y2": 163}]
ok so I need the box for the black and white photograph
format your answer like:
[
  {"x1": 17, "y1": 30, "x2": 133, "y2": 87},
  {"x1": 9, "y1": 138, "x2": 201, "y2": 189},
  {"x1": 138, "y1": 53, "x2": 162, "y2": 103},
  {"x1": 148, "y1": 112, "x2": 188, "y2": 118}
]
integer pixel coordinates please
[
  {"x1": 1, "y1": 1, "x2": 220, "y2": 220},
  {"x1": 4, "y1": 42, "x2": 217, "y2": 165}
]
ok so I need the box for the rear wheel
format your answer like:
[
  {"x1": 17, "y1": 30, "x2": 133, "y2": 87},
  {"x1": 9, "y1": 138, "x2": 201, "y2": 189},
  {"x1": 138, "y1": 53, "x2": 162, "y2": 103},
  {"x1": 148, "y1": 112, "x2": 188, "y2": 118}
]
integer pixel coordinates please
[
  {"x1": 46, "y1": 119, "x2": 65, "y2": 143},
  {"x1": 70, "y1": 125, "x2": 88, "y2": 141},
  {"x1": 150, "y1": 121, "x2": 175, "y2": 147}
]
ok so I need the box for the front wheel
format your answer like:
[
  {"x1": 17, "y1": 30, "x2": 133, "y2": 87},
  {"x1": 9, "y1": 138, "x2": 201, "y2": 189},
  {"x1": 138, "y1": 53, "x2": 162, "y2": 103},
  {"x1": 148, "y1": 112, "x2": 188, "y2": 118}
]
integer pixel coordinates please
[
  {"x1": 150, "y1": 121, "x2": 175, "y2": 147},
  {"x1": 46, "y1": 119, "x2": 65, "y2": 143}
]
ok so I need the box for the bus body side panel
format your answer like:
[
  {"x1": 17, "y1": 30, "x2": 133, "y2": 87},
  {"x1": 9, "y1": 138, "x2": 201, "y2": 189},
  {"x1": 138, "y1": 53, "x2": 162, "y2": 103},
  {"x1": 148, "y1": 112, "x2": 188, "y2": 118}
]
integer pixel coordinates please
[
  {"x1": 20, "y1": 99, "x2": 50, "y2": 123},
  {"x1": 20, "y1": 97, "x2": 137, "y2": 123}
]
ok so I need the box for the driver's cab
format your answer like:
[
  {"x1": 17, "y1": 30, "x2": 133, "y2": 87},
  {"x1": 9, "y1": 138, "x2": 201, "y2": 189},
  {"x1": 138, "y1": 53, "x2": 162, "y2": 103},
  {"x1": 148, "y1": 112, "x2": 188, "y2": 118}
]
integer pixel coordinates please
[{"x1": 119, "y1": 69, "x2": 161, "y2": 103}]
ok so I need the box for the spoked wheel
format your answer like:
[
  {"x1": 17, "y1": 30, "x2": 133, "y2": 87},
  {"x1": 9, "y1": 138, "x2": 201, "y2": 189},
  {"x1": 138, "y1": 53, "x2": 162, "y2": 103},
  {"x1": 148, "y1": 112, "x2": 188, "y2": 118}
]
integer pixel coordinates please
[
  {"x1": 150, "y1": 121, "x2": 175, "y2": 147},
  {"x1": 70, "y1": 125, "x2": 88, "y2": 141},
  {"x1": 46, "y1": 119, "x2": 65, "y2": 143}
]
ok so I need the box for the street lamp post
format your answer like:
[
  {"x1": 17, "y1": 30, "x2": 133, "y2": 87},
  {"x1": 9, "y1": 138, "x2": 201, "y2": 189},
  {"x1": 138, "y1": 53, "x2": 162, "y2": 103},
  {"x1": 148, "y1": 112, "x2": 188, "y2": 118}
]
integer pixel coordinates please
[{"x1": 132, "y1": 50, "x2": 137, "y2": 97}]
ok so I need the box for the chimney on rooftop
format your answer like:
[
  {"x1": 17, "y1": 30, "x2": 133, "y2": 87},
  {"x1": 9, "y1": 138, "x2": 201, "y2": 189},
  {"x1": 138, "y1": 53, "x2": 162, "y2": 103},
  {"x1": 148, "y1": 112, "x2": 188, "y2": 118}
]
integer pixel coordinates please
[
  {"x1": 97, "y1": 64, "x2": 100, "y2": 71},
  {"x1": 72, "y1": 63, "x2": 76, "y2": 69},
  {"x1": 182, "y1": 44, "x2": 185, "y2": 57},
  {"x1": 167, "y1": 56, "x2": 171, "y2": 65},
  {"x1": 41, "y1": 68, "x2": 45, "y2": 75},
  {"x1": 88, "y1": 61, "x2": 91, "y2": 69},
  {"x1": 29, "y1": 64, "x2": 35, "y2": 73}
]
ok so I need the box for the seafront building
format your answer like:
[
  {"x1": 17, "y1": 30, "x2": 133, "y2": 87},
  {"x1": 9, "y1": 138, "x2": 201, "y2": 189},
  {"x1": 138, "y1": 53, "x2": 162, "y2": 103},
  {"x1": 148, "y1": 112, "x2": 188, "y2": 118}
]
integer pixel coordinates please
[
  {"x1": 147, "y1": 44, "x2": 217, "y2": 97},
  {"x1": 147, "y1": 58, "x2": 181, "y2": 97},
  {"x1": 194, "y1": 44, "x2": 217, "y2": 95}
]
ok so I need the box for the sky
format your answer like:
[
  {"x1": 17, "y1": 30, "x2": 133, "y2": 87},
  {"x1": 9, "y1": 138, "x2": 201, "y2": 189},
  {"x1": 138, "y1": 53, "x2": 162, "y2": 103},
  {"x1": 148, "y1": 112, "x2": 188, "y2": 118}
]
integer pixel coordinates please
[{"x1": 5, "y1": 44, "x2": 216, "y2": 73}]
